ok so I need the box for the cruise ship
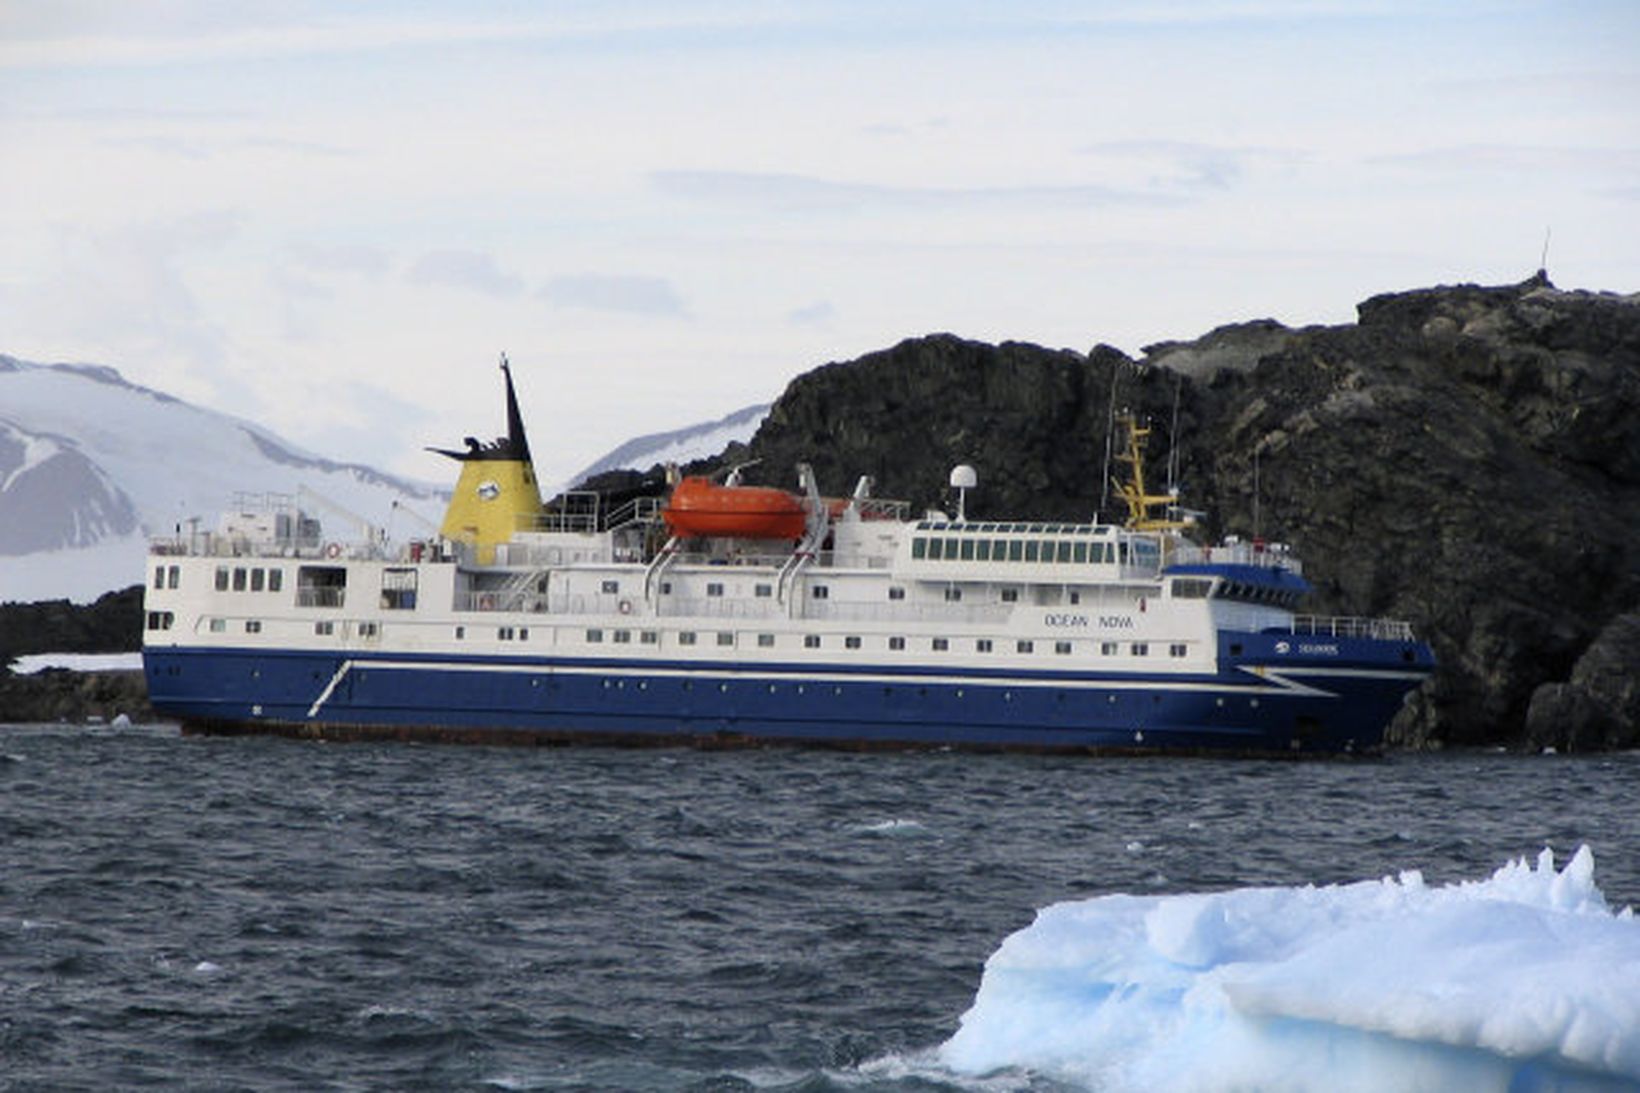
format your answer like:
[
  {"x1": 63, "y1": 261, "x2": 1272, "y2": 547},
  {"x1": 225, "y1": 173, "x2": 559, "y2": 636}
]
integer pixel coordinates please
[{"x1": 142, "y1": 361, "x2": 1434, "y2": 755}]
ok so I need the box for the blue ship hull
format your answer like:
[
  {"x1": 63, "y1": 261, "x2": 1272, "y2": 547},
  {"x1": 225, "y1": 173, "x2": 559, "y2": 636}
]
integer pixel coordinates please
[{"x1": 144, "y1": 630, "x2": 1431, "y2": 756}]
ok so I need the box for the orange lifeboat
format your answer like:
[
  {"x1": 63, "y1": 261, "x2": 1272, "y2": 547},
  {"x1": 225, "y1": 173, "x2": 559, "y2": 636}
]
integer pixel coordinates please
[{"x1": 662, "y1": 476, "x2": 807, "y2": 540}]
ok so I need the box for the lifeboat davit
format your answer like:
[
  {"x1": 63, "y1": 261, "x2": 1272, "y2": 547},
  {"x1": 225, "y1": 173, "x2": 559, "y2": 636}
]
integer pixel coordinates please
[{"x1": 662, "y1": 476, "x2": 807, "y2": 539}]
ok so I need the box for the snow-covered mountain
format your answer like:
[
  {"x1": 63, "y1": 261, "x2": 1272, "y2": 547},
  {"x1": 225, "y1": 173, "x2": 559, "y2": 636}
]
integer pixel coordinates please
[
  {"x1": 562, "y1": 402, "x2": 769, "y2": 490},
  {"x1": 0, "y1": 354, "x2": 445, "y2": 604}
]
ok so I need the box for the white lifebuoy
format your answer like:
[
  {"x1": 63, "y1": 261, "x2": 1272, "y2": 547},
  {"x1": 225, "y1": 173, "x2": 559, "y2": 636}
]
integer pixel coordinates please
[
  {"x1": 324, "y1": 542, "x2": 342, "y2": 559},
  {"x1": 618, "y1": 599, "x2": 633, "y2": 615}
]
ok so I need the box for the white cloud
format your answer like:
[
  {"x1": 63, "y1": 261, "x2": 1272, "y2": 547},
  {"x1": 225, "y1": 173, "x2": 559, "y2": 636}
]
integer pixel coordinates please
[
  {"x1": 407, "y1": 251, "x2": 524, "y2": 298},
  {"x1": 538, "y1": 274, "x2": 689, "y2": 317}
]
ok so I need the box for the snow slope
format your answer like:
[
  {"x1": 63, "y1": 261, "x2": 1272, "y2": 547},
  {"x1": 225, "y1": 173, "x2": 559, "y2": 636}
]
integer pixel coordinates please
[{"x1": 0, "y1": 355, "x2": 444, "y2": 604}]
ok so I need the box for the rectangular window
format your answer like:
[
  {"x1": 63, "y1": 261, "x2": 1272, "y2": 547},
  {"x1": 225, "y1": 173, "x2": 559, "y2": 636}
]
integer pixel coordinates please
[
  {"x1": 232, "y1": 567, "x2": 247, "y2": 591},
  {"x1": 641, "y1": 630, "x2": 658, "y2": 644},
  {"x1": 250, "y1": 568, "x2": 265, "y2": 592},
  {"x1": 1170, "y1": 643, "x2": 1188, "y2": 657},
  {"x1": 359, "y1": 622, "x2": 379, "y2": 638},
  {"x1": 944, "y1": 587, "x2": 962, "y2": 602},
  {"x1": 1073, "y1": 541, "x2": 1088, "y2": 564},
  {"x1": 314, "y1": 621, "x2": 334, "y2": 636},
  {"x1": 1016, "y1": 639, "x2": 1034, "y2": 653},
  {"x1": 153, "y1": 565, "x2": 164, "y2": 588},
  {"x1": 888, "y1": 587, "x2": 905, "y2": 601},
  {"x1": 208, "y1": 618, "x2": 225, "y2": 633},
  {"x1": 455, "y1": 625, "x2": 465, "y2": 640},
  {"x1": 976, "y1": 638, "x2": 993, "y2": 653},
  {"x1": 1055, "y1": 641, "x2": 1072, "y2": 655},
  {"x1": 960, "y1": 539, "x2": 975, "y2": 560},
  {"x1": 912, "y1": 538, "x2": 927, "y2": 559},
  {"x1": 716, "y1": 631, "x2": 734, "y2": 647},
  {"x1": 296, "y1": 565, "x2": 347, "y2": 608},
  {"x1": 1069, "y1": 591, "x2": 1081, "y2": 605},
  {"x1": 803, "y1": 634, "x2": 821, "y2": 649},
  {"x1": 215, "y1": 567, "x2": 229, "y2": 591},
  {"x1": 976, "y1": 540, "x2": 991, "y2": 561},
  {"x1": 499, "y1": 626, "x2": 514, "y2": 640},
  {"x1": 586, "y1": 628, "x2": 604, "y2": 643},
  {"x1": 811, "y1": 585, "x2": 829, "y2": 599},
  {"x1": 245, "y1": 620, "x2": 262, "y2": 634},
  {"x1": 167, "y1": 565, "x2": 180, "y2": 589},
  {"x1": 932, "y1": 637, "x2": 949, "y2": 651},
  {"x1": 1131, "y1": 642, "x2": 1149, "y2": 656},
  {"x1": 613, "y1": 630, "x2": 631, "y2": 644},
  {"x1": 888, "y1": 636, "x2": 906, "y2": 651},
  {"x1": 1024, "y1": 541, "x2": 1040, "y2": 563},
  {"x1": 520, "y1": 627, "x2": 530, "y2": 641},
  {"x1": 381, "y1": 567, "x2": 419, "y2": 610},
  {"x1": 755, "y1": 583, "x2": 773, "y2": 598},
  {"x1": 1008, "y1": 541, "x2": 1023, "y2": 562},
  {"x1": 757, "y1": 633, "x2": 775, "y2": 648},
  {"x1": 1101, "y1": 641, "x2": 1118, "y2": 656},
  {"x1": 844, "y1": 636, "x2": 862, "y2": 650},
  {"x1": 268, "y1": 568, "x2": 283, "y2": 593},
  {"x1": 601, "y1": 579, "x2": 620, "y2": 594},
  {"x1": 659, "y1": 581, "x2": 672, "y2": 595},
  {"x1": 679, "y1": 631, "x2": 698, "y2": 646},
  {"x1": 1172, "y1": 578, "x2": 1213, "y2": 599},
  {"x1": 707, "y1": 582, "x2": 724, "y2": 597},
  {"x1": 1001, "y1": 588, "x2": 1019, "y2": 603}
]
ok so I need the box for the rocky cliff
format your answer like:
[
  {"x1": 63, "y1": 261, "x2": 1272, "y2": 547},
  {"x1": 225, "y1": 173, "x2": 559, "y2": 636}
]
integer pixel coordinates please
[{"x1": 706, "y1": 274, "x2": 1640, "y2": 750}]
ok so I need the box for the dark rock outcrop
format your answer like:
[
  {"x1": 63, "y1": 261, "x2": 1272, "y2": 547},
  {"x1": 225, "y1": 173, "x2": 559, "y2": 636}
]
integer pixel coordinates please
[
  {"x1": 662, "y1": 274, "x2": 1639, "y2": 750},
  {"x1": 0, "y1": 585, "x2": 150, "y2": 724}
]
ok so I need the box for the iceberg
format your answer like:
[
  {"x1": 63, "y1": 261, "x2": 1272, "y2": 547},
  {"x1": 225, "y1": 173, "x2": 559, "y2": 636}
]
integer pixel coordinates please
[{"x1": 941, "y1": 847, "x2": 1640, "y2": 1092}]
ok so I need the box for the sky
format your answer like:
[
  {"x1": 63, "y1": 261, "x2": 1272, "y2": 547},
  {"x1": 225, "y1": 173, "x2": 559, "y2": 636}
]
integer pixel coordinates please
[{"x1": 3, "y1": 1, "x2": 1637, "y2": 489}]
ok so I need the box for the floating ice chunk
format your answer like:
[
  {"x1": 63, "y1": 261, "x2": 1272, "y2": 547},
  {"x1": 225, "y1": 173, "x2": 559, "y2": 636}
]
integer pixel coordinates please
[{"x1": 942, "y1": 846, "x2": 1640, "y2": 1091}]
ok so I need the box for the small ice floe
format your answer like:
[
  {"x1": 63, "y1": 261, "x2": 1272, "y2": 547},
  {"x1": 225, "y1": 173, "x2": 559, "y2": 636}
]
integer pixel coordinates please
[
  {"x1": 1124, "y1": 840, "x2": 1145, "y2": 853},
  {"x1": 942, "y1": 846, "x2": 1640, "y2": 1091},
  {"x1": 110, "y1": 713, "x2": 132, "y2": 729},
  {"x1": 193, "y1": 960, "x2": 222, "y2": 975}
]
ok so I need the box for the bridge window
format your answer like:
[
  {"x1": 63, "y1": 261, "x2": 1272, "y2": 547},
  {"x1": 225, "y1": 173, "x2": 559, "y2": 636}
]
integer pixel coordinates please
[
  {"x1": 1172, "y1": 578, "x2": 1213, "y2": 599},
  {"x1": 215, "y1": 567, "x2": 229, "y2": 591},
  {"x1": 912, "y1": 538, "x2": 927, "y2": 559},
  {"x1": 1024, "y1": 541, "x2": 1040, "y2": 563},
  {"x1": 233, "y1": 567, "x2": 247, "y2": 591},
  {"x1": 268, "y1": 568, "x2": 283, "y2": 593}
]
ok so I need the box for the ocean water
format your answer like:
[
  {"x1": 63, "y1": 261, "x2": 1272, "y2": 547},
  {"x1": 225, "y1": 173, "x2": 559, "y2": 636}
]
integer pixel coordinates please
[{"x1": 2, "y1": 723, "x2": 1637, "y2": 1091}]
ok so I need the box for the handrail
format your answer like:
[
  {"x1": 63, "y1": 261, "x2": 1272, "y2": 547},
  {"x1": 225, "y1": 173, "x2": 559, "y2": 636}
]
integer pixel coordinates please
[{"x1": 1287, "y1": 615, "x2": 1416, "y2": 641}]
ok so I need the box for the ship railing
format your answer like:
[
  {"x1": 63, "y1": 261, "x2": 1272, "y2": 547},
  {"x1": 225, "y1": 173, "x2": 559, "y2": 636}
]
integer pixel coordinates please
[
  {"x1": 800, "y1": 601, "x2": 1012, "y2": 625},
  {"x1": 147, "y1": 532, "x2": 390, "y2": 560},
  {"x1": 1288, "y1": 615, "x2": 1416, "y2": 641},
  {"x1": 1171, "y1": 540, "x2": 1304, "y2": 576}
]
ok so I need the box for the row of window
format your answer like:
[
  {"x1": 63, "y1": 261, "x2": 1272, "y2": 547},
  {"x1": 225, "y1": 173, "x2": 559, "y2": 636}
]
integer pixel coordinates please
[
  {"x1": 212, "y1": 565, "x2": 285, "y2": 593},
  {"x1": 913, "y1": 537, "x2": 1121, "y2": 565},
  {"x1": 577, "y1": 629, "x2": 1188, "y2": 657}
]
